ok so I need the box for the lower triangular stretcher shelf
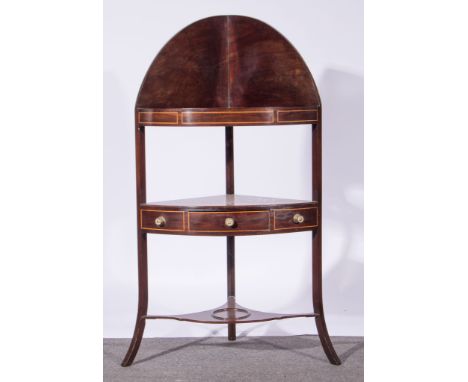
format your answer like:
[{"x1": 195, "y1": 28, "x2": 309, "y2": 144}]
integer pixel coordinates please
[{"x1": 144, "y1": 299, "x2": 318, "y2": 324}]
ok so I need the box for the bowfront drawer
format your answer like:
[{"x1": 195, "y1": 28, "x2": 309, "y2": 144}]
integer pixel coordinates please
[
  {"x1": 140, "y1": 209, "x2": 185, "y2": 232},
  {"x1": 188, "y1": 211, "x2": 270, "y2": 233},
  {"x1": 273, "y1": 207, "x2": 318, "y2": 231}
]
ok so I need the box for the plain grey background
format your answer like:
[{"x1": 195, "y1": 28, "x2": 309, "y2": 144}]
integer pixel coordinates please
[{"x1": 104, "y1": 0, "x2": 363, "y2": 338}]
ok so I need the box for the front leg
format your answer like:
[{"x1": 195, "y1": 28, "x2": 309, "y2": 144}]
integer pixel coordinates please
[
  {"x1": 313, "y1": 228, "x2": 341, "y2": 365},
  {"x1": 121, "y1": 232, "x2": 148, "y2": 367}
]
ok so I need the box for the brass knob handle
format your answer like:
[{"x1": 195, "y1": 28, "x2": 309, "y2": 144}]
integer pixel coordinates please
[
  {"x1": 293, "y1": 214, "x2": 304, "y2": 224},
  {"x1": 154, "y1": 216, "x2": 166, "y2": 227},
  {"x1": 225, "y1": 217, "x2": 235, "y2": 227}
]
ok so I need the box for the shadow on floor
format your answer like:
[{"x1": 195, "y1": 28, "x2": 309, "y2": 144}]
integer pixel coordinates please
[{"x1": 108, "y1": 334, "x2": 363, "y2": 366}]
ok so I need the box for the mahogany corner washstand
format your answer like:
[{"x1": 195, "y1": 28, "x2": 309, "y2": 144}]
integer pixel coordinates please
[{"x1": 122, "y1": 15, "x2": 341, "y2": 366}]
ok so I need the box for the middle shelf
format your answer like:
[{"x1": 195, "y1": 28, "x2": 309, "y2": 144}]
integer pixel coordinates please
[{"x1": 140, "y1": 194, "x2": 319, "y2": 236}]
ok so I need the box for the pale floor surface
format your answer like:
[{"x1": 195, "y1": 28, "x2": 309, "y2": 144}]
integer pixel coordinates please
[{"x1": 104, "y1": 335, "x2": 364, "y2": 382}]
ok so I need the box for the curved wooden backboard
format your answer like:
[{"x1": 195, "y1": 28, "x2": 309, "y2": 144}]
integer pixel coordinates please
[{"x1": 136, "y1": 16, "x2": 320, "y2": 126}]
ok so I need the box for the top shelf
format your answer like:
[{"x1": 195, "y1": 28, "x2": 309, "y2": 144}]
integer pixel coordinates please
[{"x1": 137, "y1": 107, "x2": 319, "y2": 127}]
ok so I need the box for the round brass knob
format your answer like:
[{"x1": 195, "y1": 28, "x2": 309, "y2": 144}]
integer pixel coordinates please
[
  {"x1": 293, "y1": 214, "x2": 304, "y2": 224},
  {"x1": 154, "y1": 216, "x2": 166, "y2": 227},
  {"x1": 225, "y1": 217, "x2": 235, "y2": 227}
]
